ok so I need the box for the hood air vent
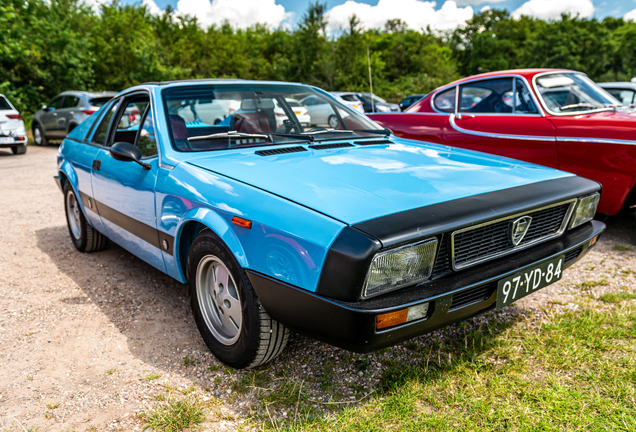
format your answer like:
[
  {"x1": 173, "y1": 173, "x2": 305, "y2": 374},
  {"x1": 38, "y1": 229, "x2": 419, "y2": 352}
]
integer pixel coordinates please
[
  {"x1": 309, "y1": 142, "x2": 355, "y2": 150},
  {"x1": 255, "y1": 146, "x2": 308, "y2": 156},
  {"x1": 354, "y1": 139, "x2": 393, "y2": 146}
]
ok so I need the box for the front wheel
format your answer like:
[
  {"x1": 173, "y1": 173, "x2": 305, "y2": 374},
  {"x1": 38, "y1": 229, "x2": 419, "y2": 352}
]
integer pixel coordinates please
[
  {"x1": 327, "y1": 115, "x2": 339, "y2": 128},
  {"x1": 63, "y1": 182, "x2": 109, "y2": 252},
  {"x1": 187, "y1": 229, "x2": 290, "y2": 369}
]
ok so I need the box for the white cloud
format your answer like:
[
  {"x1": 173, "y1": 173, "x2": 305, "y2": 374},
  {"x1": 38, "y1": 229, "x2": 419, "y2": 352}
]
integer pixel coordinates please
[
  {"x1": 143, "y1": 0, "x2": 162, "y2": 15},
  {"x1": 326, "y1": 0, "x2": 474, "y2": 32},
  {"x1": 625, "y1": 8, "x2": 636, "y2": 21},
  {"x1": 512, "y1": 0, "x2": 595, "y2": 20},
  {"x1": 454, "y1": 0, "x2": 505, "y2": 4},
  {"x1": 175, "y1": 0, "x2": 293, "y2": 29},
  {"x1": 480, "y1": 5, "x2": 491, "y2": 12},
  {"x1": 83, "y1": 0, "x2": 109, "y2": 13}
]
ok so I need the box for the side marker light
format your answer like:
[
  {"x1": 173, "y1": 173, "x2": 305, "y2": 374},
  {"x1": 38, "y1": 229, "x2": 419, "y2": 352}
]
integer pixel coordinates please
[
  {"x1": 376, "y1": 309, "x2": 408, "y2": 329},
  {"x1": 232, "y1": 216, "x2": 252, "y2": 229}
]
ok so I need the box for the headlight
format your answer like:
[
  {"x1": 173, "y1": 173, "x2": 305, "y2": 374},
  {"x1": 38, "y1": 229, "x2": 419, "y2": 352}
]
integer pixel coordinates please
[
  {"x1": 362, "y1": 238, "x2": 438, "y2": 298},
  {"x1": 570, "y1": 193, "x2": 600, "y2": 229}
]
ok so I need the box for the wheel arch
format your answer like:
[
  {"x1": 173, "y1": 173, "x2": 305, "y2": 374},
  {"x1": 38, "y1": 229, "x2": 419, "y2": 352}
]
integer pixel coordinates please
[
  {"x1": 57, "y1": 161, "x2": 89, "y2": 218},
  {"x1": 174, "y1": 208, "x2": 249, "y2": 283}
]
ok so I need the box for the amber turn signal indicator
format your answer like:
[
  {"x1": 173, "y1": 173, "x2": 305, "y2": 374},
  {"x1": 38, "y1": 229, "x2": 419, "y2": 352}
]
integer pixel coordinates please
[
  {"x1": 376, "y1": 308, "x2": 408, "y2": 330},
  {"x1": 232, "y1": 216, "x2": 252, "y2": 229}
]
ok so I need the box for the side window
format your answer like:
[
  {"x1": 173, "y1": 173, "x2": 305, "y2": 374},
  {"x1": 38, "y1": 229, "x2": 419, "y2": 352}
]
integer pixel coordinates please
[
  {"x1": 606, "y1": 88, "x2": 635, "y2": 105},
  {"x1": 460, "y1": 78, "x2": 513, "y2": 113},
  {"x1": 61, "y1": 96, "x2": 80, "y2": 108},
  {"x1": 136, "y1": 108, "x2": 158, "y2": 157},
  {"x1": 514, "y1": 79, "x2": 538, "y2": 114},
  {"x1": 110, "y1": 96, "x2": 150, "y2": 146},
  {"x1": 92, "y1": 100, "x2": 120, "y2": 145},
  {"x1": 434, "y1": 87, "x2": 456, "y2": 112},
  {"x1": 48, "y1": 97, "x2": 63, "y2": 110}
]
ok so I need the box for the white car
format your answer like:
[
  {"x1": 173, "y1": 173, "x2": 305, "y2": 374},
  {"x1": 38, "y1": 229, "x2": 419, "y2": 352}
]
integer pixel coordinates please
[
  {"x1": 0, "y1": 94, "x2": 27, "y2": 155},
  {"x1": 329, "y1": 92, "x2": 365, "y2": 113},
  {"x1": 274, "y1": 98, "x2": 311, "y2": 129}
]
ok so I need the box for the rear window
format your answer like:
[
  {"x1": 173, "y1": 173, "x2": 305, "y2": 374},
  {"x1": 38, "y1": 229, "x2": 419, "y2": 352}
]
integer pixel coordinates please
[
  {"x1": 0, "y1": 96, "x2": 12, "y2": 111},
  {"x1": 90, "y1": 97, "x2": 112, "y2": 107},
  {"x1": 341, "y1": 94, "x2": 360, "y2": 102}
]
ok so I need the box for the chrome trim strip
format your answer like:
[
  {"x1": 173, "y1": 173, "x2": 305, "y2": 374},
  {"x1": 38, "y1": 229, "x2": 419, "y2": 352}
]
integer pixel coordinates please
[
  {"x1": 449, "y1": 114, "x2": 555, "y2": 142},
  {"x1": 159, "y1": 163, "x2": 175, "y2": 170},
  {"x1": 556, "y1": 136, "x2": 636, "y2": 146},
  {"x1": 450, "y1": 199, "x2": 577, "y2": 271}
]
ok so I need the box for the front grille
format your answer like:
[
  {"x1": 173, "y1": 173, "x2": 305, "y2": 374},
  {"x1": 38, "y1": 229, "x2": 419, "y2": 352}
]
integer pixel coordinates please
[
  {"x1": 564, "y1": 246, "x2": 583, "y2": 264},
  {"x1": 255, "y1": 146, "x2": 307, "y2": 156},
  {"x1": 431, "y1": 235, "x2": 452, "y2": 279},
  {"x1": 450, "y1": 284, "x2": 495, "y2": 311},
  {"x1": 452, "y1": 202, "x2": 573, "y2": 270}
]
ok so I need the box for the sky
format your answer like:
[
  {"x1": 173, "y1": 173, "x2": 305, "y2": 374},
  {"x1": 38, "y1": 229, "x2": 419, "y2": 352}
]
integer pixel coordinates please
[{"x1": 116, "y1": 0, "x2": 636, "y2": 31}]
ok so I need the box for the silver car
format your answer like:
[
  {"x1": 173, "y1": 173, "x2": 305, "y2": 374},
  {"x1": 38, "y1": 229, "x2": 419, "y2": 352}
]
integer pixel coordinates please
[
  {"x1": 598, "y1": 80, "x2": 636, "y2": 107},
  {"x1": 32, "y1": 91, "x2": 115, "y2": 145}
]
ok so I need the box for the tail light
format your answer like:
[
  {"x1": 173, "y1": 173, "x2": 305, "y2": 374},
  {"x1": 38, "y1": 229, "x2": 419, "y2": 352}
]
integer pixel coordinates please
[
  {"x1": 301, "y1": 109, "x2": 309, "y2": 116},
  {"x1": 82, "y1": 110, "x2": 97, "y2": 115},
  {"x1": 6, "y1": 114, "x2": 22, "y2": 120}
]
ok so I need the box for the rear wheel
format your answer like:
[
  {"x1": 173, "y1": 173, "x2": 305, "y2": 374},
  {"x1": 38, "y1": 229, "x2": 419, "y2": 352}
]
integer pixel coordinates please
[
  {"x1": 327, "y1": 115, "x2": 339, "y2": 128},
  {"x1": 188, "y1": 229, "x2": 290, "y2": 369},
  {"x1": 33, "y1": 124, "x2": 47, "y2": 146},
  {"x1": 63, "y1": 182, "x2": 108, "y2": 252},
  {"x1": 11, "y1": 145, "x2": 26, "y2": 155}
]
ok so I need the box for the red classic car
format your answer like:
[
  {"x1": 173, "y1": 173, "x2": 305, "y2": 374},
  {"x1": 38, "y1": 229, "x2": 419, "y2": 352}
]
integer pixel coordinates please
[{"x1": 369, "y1": 69, "x2": 636, "y2": 215}]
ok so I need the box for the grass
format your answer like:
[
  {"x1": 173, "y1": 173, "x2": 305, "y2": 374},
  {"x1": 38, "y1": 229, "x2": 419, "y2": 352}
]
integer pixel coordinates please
[
  {"x1": 145, "y1": 374, "x2": 162, "y2": 381},
  {"x1": 613, "y1": 244, "x2": 633, "y2": 251},
  {"x1": 141, "y1": 398, "x2": 205, "y2": 432},
  {"x1": 600, "y1": 291, "x2": 636, "y2": 303},
  {"x1": 578, "y1": 279, "x2": 609, "y2": 289},
  {"x1": 267, "y1": 301, "x2": 636, "y2": 431},
  {"x1": 46, "y1": 402, "x2": 59, "y2": 409},
  {"x1": 182, "y1": 356, "x2": 195, "y2": 367}
]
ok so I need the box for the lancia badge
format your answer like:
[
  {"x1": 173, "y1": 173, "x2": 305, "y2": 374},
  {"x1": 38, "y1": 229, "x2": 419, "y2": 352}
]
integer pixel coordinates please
[{"x1": 510, "y1": 216, "x2": 532, "y2": 246}]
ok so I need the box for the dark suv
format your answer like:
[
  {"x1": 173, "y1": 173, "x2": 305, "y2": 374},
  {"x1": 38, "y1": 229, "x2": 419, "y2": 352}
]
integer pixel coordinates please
[{"x1": 32, "y1": 91, "x2": 115, "y2": 145}]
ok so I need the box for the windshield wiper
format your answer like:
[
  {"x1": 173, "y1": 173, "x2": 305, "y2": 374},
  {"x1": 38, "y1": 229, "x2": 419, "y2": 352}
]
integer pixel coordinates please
[
  {"x1": 188, "y1": 131, "x2": 314, "y2": 143},
  {"x1": 559, "y1": 103, "x2": 604, "y2": 112},
  {"x1": 302, "y1": 128, "x2": 391, "y2": 136}
]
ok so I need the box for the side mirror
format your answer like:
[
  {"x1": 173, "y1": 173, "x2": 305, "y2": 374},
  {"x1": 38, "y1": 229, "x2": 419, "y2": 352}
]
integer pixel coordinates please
[{"x1": 110, "y1": 142, "x2": 151, "y2": 170}]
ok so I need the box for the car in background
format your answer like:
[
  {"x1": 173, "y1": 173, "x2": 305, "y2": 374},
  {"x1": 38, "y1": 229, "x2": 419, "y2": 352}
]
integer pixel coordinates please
[
  {"x1": 32, "y1": 91, "x2": 115, "y2": 145},
  {"x1": 300, "y1": 94, "x2": 343, "y2": 127},
  {"x1": 0, "y1": 94, "x2": 27, "y2": 155},
  {"x1": 280, "y1": 98, "x2": 310, "y2": 127},
  {"x1": 597, "y1": 80, "x2": 636, "y2": 107},
  {"x1": 56, "y1": 79, "x2": 604, "y2": 369},
  {"x1": 357, "y1": 92, "x2": 400, "y2": 113},
  {"x1": 369, "y1": 69, "x2": 636, "y2": 216},
  {"x1": 329, "y1": 92, "x2": 365, "y2": 113},
  {"x1": 398, "y1": 94, "x2": 426, "y2": 111}
]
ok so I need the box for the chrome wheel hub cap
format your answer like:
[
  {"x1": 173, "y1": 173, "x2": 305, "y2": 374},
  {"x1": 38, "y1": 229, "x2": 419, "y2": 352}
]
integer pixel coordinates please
[
  {"x1": 34, "y1": 128, "x2": 42, "y2": 145},
  {"x1": 196, "y1": 255, "x2": 242, "y2": 345},
  {"x1": 66, "y1": 190, "x2": 81, "y2": 239}
]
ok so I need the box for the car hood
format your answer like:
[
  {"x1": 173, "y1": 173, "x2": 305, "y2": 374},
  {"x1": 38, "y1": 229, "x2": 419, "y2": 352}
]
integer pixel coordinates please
[
  {"x1": 552, "y1": 109, "x2": 636, "y2": 141},
  {"x1": 187, "y1": 138, "x2": 573, "y2": 225}
]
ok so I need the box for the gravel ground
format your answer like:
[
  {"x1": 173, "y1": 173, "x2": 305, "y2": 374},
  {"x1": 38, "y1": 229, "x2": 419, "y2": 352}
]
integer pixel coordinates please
[{"x1": 0, "y1": 145, "x2": 634, "y2": 431}]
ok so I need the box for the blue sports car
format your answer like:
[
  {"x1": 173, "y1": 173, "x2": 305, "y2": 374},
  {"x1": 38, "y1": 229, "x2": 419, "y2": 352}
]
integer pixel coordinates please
[{"x1": 56, "y1": 79, "x2": 605, "y2": 369}]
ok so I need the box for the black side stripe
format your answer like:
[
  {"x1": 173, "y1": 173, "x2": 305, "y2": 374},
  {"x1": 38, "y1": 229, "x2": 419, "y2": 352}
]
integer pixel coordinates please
[{"x1": 78, "y1": 191, "x2": 174, "y2": 255}]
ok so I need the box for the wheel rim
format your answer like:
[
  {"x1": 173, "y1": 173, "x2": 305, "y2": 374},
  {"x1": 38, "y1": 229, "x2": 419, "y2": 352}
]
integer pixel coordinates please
[
  {"x1": 328, "y1": 116, "x2": 338, "y2": 128},
  {"x1": 66, "y1": 190, "x2": 82, "y2": 240},
  {"x1": 196, "y1": 255, "x2": 242, "y2": 345},
  {"x1": 34, "y1": 127, "x2": 42, "y2": 145}
]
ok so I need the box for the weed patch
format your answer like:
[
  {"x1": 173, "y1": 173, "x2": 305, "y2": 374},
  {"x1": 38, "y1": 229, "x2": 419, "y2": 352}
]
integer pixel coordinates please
[{"x1": 141, "y1": 398, "x2": 204, "y2": 432}]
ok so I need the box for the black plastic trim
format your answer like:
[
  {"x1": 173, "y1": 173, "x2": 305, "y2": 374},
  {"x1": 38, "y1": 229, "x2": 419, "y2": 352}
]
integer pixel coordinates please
[
  {"x1": 77, "y1": 191, "x2": 174, "y2": 255},
  {"x1": 314, "y1": 227, "x2": 382, "y2": 301},
  {"x1": 353, "y1": 176, "x2": 601, "y2": 248}
]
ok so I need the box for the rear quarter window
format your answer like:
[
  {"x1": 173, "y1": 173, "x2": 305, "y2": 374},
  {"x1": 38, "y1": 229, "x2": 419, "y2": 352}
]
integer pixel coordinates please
[
  {"x1": 0, "y1": 96, "x2": 13, "y2": 111},
  {"x1": 434, "y1": 87, "x2": 456, "y2": 112}
]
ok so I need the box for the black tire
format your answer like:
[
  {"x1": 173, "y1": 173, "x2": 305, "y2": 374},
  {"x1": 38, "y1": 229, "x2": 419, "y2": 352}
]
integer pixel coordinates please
[
  {"x1": 11, "y1": 145, "x2": 26, "y2": 155},
  {"x1": 33, "y1": 124, "x2": 47, "y2": 146},
  {"x1": 187, "y1": 228, "x2": 290, "y2": 369},
  {"x1": 63, "y1": 182, "x2": 109, "y2": 253},
  {"x1": 327, "y1": 114, "x2": 339, "y2": 128}
]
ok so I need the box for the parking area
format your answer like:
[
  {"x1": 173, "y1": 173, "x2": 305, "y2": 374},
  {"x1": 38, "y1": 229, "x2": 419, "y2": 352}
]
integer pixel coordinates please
[{"x1": 0, "y1": 146, "x2": 634, "y2": 431}]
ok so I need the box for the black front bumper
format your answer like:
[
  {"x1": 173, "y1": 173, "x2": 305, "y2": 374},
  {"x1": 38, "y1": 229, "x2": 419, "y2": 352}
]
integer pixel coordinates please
[{"x1": 247, "y1": 220, "x2": 605, "y2": 353}]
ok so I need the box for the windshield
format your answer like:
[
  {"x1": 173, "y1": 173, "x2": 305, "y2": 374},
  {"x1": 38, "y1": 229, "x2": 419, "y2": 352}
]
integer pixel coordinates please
[
  {"x1": 163, "y1": 84, "x2": 382, "y2": 152},
  {"x1": 534, "y1": 73, "x2": 621, "y2": 114}
]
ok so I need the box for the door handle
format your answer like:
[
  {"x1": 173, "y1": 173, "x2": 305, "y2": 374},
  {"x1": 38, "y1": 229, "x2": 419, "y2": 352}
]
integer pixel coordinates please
[{"x1": 92, "y1": 160, "x2": 101, "y2": 171}]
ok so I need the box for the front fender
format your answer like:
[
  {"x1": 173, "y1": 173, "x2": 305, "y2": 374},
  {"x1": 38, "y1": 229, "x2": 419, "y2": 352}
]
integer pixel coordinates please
[{"x1": 173, "y1": 207, "x2": 249, "y2": 282}]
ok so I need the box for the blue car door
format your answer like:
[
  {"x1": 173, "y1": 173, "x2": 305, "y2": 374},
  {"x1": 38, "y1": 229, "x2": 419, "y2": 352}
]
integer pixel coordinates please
[{"x1": 90, "y1": 92, "x2": 166, "y2": 272}]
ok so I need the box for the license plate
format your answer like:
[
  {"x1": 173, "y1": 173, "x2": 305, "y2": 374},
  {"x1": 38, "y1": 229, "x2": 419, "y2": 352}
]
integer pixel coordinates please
[
  {"x1": 496, "y1": 255, "x2": 564, "y2": 309},
  {"x1": 0, "y1": 137, "x2": 13, "y2": 143},
  {"x1": 294, "y1": 110, "x2": 301, "y2": 115}
]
